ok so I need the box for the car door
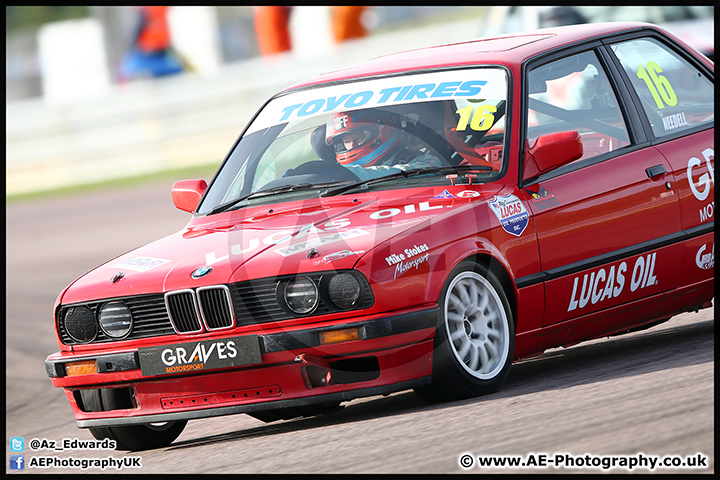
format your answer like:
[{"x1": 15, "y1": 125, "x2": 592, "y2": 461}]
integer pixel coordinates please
[
  {"x1": 518, "y1": 46, "x2": 683, "y2": 327},
  {"x1": 608, "y1": 34, "x2": 714, "y2": 290}
]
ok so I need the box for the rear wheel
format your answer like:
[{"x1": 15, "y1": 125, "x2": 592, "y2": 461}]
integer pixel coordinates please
[
  {"x1": 415, "y1": 261, "x2": 514, "y2": 402},
  {"x1": 81, "y1": 389, "x2": 187, "y2": 451}
]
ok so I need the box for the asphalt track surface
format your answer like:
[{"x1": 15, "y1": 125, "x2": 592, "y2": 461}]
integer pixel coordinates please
[{"x1": 6, "y1": 180, "x2": 714, "y2": 474}]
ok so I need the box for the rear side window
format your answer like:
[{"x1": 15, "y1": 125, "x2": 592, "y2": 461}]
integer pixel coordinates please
[{"x1": 610, "y1": 37, "x2": 714, "y2": 138}]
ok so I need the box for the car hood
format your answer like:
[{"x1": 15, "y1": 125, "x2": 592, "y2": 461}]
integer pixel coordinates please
[{"x1": 60, "y1": 184, "x2": 503, "y2": 304}]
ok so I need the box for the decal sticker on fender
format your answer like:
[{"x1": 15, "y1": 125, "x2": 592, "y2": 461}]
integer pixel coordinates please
[
  {"x1": 524, "y1": 185, "x2": 559, "y2": 211},
  {"x1": 385, "y1": 243, "x2": 429, "y2": 267},
  {"x1": 488, "y1": 194, "x2": 529, "y2": 236},
  {"x1": 568, "y1": 252, "x2": 658, "y2": 312},
  {"x1": 110, "y1": 256, "x2": 170, "y2": 273},
  {"x1": 385, "y1": 243, "x2": 431, "y2": 279},
  {"x1": 696, "y1": 243, "x2": 714, "y2": 270},
  {"x1": 393, "y1": 253, "x2": 430, "y2": 279}
]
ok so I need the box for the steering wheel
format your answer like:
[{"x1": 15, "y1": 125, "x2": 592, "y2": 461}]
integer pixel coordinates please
[{"x1": 284, "y1": 160, "x2": 360, "y2": 182}]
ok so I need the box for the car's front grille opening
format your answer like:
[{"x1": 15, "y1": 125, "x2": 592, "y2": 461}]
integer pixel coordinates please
[
  {"x1": 198, "y1": 286, "x2": 234, "y2": 330},
  {"x1": 74, "y1": 387, "x2": 135, "y2": 412},
  {"x1": 165, "y1": 290, "x2": 203, "y2": 334},
  {"x1": 58, "y1": 293, "x2": 175, "y2": 345}
]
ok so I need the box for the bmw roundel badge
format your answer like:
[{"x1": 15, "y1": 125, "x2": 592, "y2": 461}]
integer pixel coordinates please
[{"x1": 191, "y1": 266, "x2": 213, "y2": 279}]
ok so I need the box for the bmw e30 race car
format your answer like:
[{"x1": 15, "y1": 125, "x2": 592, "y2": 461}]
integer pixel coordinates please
[{"x1": 46, "y1": 22, "x2": 714, "y2": 450}]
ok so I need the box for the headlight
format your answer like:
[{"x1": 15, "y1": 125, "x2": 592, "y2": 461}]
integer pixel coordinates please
[
  {"x1": 63, "y1": 305, "x2": 98, "y2": 343},
  {"x1": 98, "y1": 301, "x2": 133, "y2": 338},
  {"x1": 326, "y1": 273, "x2": 361, "y2": 310},
  {"x1": 283, "y1": 276, "x2": 319, "y2": 314}
]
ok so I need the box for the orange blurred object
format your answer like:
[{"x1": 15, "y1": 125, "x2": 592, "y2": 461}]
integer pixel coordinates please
[
  {"x1": 254, "y1": 6, "x2": 292, "y2": 56},
  {"x1": 136, "y1": 6, "x2": 173, "y2": 53},
  {"x1": 330, "y1": 6, "x2": 367, "y2": 43}
]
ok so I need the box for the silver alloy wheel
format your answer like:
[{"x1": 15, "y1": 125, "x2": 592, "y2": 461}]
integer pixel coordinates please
[{"x1": 443, "y1": 271, "x2": 510, "y2": 380}]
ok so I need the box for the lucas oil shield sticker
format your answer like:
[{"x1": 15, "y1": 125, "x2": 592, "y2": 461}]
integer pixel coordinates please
[{"x1": 488, "y1": 194, "x2": 529, "y2": 237}]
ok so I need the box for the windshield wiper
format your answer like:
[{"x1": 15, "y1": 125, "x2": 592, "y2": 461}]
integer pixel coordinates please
[
  {"x1": 320, "y1": 165, "x2": 493, "y2": 197},
  {"x1": 207, "y1": 183, "x2": 318, "y2": 215}
]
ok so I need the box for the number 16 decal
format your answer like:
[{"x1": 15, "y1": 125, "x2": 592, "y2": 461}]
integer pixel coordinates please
[
  {"x1": 456, "y1": 104, "x2": 497, "y2": 131},
  {"x1": 636, "y1": 61, "x2": 677, "y2": 109}
]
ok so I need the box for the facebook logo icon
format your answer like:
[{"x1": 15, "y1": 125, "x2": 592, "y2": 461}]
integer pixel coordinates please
[{"x1": 10, "y1": 455, "x2": 25, "y2": 470}]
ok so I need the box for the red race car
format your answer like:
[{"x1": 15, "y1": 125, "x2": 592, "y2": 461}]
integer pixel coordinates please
[{"x1": 46, "y1": 22, "x2": 714, "y2": 450}]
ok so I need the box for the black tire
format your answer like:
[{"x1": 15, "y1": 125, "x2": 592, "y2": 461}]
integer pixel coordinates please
[
  {"x1": 81, "y1": 389, "x2": 187, "y2": 451},
  {"x1": 415, "y1": 261, "x2": 514, "y2": 403}
]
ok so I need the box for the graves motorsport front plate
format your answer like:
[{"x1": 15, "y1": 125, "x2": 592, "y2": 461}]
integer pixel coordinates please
[{"x1": 139, "y1": 336, "x2": 261, "y2": 376}]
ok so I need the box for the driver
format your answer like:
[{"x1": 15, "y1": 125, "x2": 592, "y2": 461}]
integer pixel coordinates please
[{"x1": 325, "y1": 109, "x2": 441, "y2": 179}]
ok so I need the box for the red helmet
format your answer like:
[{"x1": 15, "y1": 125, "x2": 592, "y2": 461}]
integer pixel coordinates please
[{"x1": 326, "y1": 110, "x2": 404, "y2": 166}]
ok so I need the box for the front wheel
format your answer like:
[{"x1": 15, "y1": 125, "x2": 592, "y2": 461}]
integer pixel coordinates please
[
  {"x1": 81, "y1": 389, "x2": 187, "y2": 451},
  {"x1": 415, "y1": 261, "x2": 514, "y2": 403}
]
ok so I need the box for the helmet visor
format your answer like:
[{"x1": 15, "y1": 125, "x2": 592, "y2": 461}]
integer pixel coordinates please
[{"x1": 330, "y1": 125, "x2": 378, "y2": 154}]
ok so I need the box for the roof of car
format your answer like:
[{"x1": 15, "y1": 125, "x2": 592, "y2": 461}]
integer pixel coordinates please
[{"x1": 285, "y1": 22, "x2": 666, "y2": 91}]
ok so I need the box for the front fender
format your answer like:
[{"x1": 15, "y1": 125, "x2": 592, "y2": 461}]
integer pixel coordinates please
[
  {"x1": 426, "y1": 236, "x2": 516, "y2": 306},
  {"x1": 355, "y1": 203, "x2": 519, "y2": 314}
]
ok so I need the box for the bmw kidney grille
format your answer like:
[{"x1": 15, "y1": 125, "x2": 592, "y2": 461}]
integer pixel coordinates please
[{"x1": 165, "y1": 286, "x2": 235, "y2": 334}]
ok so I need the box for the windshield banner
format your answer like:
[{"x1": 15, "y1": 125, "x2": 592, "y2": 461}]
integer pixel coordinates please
[{"x1": 249, "y1": 68, "x2": 507, "y2": 133}]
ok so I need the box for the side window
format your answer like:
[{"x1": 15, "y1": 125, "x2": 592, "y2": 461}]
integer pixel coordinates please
[
  {"x1": 526, "y1": 50, "x2": 631, "y2": 162},
  {"x1": 610, "y1": 37, "x2": 714, "y2": 138}
]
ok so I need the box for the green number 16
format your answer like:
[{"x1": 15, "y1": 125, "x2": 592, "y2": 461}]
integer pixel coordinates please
[{"x1": 636, "y1": 62, "x2": 677, "y2": 109}]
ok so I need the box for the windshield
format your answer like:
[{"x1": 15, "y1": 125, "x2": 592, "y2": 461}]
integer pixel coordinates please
[{"x1": 197, "y1": 68, "x2": 509, "y2": 215}]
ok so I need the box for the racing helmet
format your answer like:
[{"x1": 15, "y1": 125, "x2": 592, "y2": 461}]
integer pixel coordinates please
[{"x1": 325, "y1": 110, "x2": 404, "y2": 166}]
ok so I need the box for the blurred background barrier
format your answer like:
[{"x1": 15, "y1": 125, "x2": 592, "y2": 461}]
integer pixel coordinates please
[
  {"x1": 6, "y1": 6, "x2": 488, "y2": 197},
  {"x1": 5, "y1": 6, "x2": 713, "y2": 197}
]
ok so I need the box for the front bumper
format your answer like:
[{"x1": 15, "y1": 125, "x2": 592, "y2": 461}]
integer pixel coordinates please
[{"x1": 46, "y1": 307, "x2": 438, "y2": 428}]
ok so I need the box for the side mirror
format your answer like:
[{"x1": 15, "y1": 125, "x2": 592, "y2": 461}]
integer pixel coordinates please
[
  {"x1": 523, "y1": 131, "x2": 583, "y2": 180},
  {"x1": 171, "y1": 179, "x2": 207, "y2": 213}
]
